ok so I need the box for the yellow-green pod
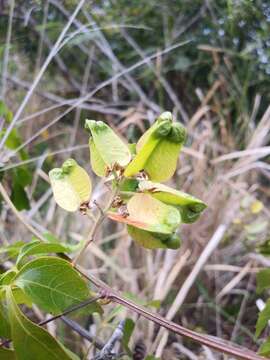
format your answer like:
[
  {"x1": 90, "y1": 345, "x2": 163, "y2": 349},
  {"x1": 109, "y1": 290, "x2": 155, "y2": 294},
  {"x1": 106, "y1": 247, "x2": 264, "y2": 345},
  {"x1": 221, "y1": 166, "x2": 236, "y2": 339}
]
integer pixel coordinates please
[
  {"x1": 127, "y1": 226, "x2": 181, "y2": 250},
  {"x1": 108, "y1": 193, "x2": 181, "y2": 234},
  {"x1": 85, "y1": 120, "x2": 131, "y2": 177},
  {"x1": 49, "y1": 159, "x2": 91, "y2": 212},
  {"x1": 124, "y1": 112, "x2": 187, "y2": 182},
  {"x1": 139, "y1": 180, "x2": 206, "y2": 223}
]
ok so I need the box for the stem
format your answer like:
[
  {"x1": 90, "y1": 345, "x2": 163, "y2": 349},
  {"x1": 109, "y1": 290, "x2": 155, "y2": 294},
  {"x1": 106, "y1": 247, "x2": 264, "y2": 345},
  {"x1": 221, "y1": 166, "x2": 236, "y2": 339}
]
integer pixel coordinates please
[{"x1": 72, "y1": 188, "x2": 117, "y2": 266}]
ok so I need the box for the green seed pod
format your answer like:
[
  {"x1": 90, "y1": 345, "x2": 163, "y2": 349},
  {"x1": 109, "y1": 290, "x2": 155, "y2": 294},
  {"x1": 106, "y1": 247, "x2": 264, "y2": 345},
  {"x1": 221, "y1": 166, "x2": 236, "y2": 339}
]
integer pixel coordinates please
[
  {"x1": 49, "y1": 159, "x2": 92, "y2": 212},
  {"x1": 108, "y1": 193, "x2": 181, "y2": 234},
  {"x1": 138, "y1": 180, "x2": 206, "y2": 224},
  {"x1": 85, "y1": 119, "x2": 131, "y2": 177},
  {"x1": 124, "y1": 112, "x2": 187, "y2": 182}
]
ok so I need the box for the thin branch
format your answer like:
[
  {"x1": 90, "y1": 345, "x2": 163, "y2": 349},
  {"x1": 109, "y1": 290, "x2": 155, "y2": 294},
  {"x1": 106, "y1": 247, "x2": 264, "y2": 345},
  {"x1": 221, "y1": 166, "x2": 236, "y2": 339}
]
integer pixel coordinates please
[
  {"x1": 61, "y1": 317, "x2": 104, "y2": 350},
  {"x1": 94, "y1": 320, "x2": 125, "y2": 360}
]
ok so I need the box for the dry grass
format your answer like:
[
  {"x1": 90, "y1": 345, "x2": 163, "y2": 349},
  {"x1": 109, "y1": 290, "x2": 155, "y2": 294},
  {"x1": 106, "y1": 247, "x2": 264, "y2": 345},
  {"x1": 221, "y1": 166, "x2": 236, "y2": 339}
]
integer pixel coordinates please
[{"x1": 0, "y1": 2, "x2": 270, "y2": 359}]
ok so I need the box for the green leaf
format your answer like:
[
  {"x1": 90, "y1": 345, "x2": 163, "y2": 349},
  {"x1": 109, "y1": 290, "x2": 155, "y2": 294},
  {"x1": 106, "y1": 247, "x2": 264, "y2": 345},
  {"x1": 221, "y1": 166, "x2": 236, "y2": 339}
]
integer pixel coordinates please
[
  {"x1": 85, "y1": 120, "x2": 131, "y2": 176},
  {"x1": 0, "y1": 347, "x2": 16, "y2": 360},
  {"x1": 256, "y1": 299, "x2": 270, "y2": 337},
  {"x1": 49, "y1": 158, "x2": 92, "y2": 212},
  {"x1": 124, "y1": 112, "x2": 187, "y2": 182},
  {"x1": 0, "y1": 269, "x2": 17, "y2": 286},
  {"x1": 16, "y1": 240, "x2": 69, "y2": 268},
  {"x1": 13, "y1": 257, "x2": 92, "y2": 314},
  {"x1": 259, "y1": 337, "x2": 270, "y2": 357},
  {"x1": 0, "y1": 241, "x2": 25, "y2": 258},
  {"x1": 122, "y1": 318, "x2": 135, "y2": 354},
  {"x1": 108, "y1": 193, "x2": 181, "y2": 234},
  {"x1": 257, "y1": 269, "x2": 270, "y2": 293},
  {"x1": 10, "y1": 182, "x2": 30, "y2": 211},
  {"x1": 6, "y1": 288, "x2": 78, "y2": 360},
  {"x1": 0, "y1": 300, "x2": 11, "y2": 338}
]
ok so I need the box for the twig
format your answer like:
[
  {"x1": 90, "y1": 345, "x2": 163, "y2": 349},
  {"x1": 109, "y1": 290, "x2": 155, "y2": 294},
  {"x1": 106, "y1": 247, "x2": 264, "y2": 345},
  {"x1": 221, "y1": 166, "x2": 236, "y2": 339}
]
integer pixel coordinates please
[
  {"x1": 61, "y1": 317, "x2": 104, "y2": 350},
  {"x1": 94, "y1": 320, "x2": 125, "y2": 360},
  {"x1": 72, "y1": 188, "x2": 117, "y2": 266}
]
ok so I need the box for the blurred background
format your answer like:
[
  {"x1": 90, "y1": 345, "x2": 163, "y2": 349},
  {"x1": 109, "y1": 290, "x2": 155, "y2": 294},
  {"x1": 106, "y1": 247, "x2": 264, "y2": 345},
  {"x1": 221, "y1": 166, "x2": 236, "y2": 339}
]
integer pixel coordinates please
[{"x1": 0, "y1": 1, "x2": 270, "y2": 359}]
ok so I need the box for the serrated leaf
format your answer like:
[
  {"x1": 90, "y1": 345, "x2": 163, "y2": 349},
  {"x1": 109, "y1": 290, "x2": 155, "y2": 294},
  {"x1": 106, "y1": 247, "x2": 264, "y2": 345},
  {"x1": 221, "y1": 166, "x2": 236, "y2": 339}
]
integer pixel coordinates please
[
  {"x1": 49, "y1": 158, "x2": 91, "y2": 212},
  {"x1": 257, "y1": 269, "x2": 270, "y2": 293},
  {"x1": 256, "y1": 299, "x2": 270, "y2": 337},
  {"x1": 6, "y1": 288, "x2": 78, "y2": 360},
  {"x1": 13, "y1": 257, "x2": 94, "y2": 315},
  {"x1": 16, "y1": 240, "x2": 69, "y2": 268},
  {"x1": 124, "y1": 112, "x2": 186, "y2": 182},
  {"x1": 0, "y1": 347, "x2": 16, "y2": 360},
  {"x1": 85, "y1": 120, "x2": 131, "y2": 176},
  {"x1": 108, "y1": 193, "x2": 180, "y2": 234}
]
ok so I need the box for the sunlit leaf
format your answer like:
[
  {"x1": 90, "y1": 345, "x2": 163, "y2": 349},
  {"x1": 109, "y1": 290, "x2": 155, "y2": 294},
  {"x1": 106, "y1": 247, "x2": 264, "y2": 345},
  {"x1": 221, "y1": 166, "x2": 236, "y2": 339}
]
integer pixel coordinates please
[
  {"x1": 6, "y1": 288, "x2": 78, "y2": 360},
  {"x1": 85, "y1": 120, "x2": 131, "y2": 176},
  {"x1": 13, "y1": 257, "x2": 95, "y2": 315},
  {"x1": 49, "y1": 158, "x2": 91, "y2": 212},
  {"x1": 124, "y1": 112, "x2": 187, "y2": 182},
  {"x1": 108, "y1": 193, "x2": 180, "y2": 234}
]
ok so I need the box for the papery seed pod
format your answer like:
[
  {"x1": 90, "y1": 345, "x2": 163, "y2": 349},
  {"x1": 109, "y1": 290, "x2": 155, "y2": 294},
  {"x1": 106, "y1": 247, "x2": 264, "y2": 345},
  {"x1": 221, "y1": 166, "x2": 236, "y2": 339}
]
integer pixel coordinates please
[
  {"x1": 138, "y1": 180, "x2": 206, "y2": 223},
  {"x1": 49, "y1": 159, "x2": 91, "y2": 212},
  {"x1": 127, "y1": 225, "x2": 181, "y2": 250},
  {"x1": 124, "y1": 112, "x2": 187, "y2": 182},
  {"x1": 108, "y1": 193, "x2": 181, "y2": 235},
  {"x1": 85, "y1": 119, "x2": 131, "y2": 177}
]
